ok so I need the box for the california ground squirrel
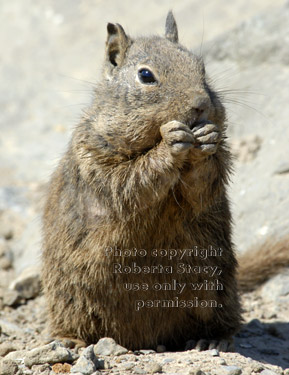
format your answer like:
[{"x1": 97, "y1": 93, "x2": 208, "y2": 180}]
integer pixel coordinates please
[{"x1": 42, "y1": 12, "x2": 289, "y2": 351}]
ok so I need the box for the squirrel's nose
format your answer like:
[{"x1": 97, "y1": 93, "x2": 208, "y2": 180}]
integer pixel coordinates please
[{"x1": 191, "y1": 94, "x2": 210, "y2": 120}]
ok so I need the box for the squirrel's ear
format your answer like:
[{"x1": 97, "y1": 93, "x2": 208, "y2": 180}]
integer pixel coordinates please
[
  {"x1": 165, "y1": 11, "x2": 178, "y2": 43},
  {"x1": 105, "y1": 23, "x2": 130, "y2": 75}
]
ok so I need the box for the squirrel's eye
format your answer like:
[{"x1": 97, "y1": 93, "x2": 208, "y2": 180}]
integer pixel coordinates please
[{"x1": 138, "y1": 69, "x2": 157, "y2": 84}]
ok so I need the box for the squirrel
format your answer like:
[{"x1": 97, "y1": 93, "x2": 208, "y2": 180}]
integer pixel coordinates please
[{"x1": 42, "y1": 11, "x2": 289, "y2": 352}]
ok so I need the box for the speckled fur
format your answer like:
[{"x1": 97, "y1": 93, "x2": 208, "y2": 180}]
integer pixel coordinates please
[{"x1": 42, "y1": 13, "x2": 242, "y2": 350}]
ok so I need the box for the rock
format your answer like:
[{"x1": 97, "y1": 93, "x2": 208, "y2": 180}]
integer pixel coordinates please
[
  {"x1": 0, "y1": 358, "x2": 18, "y2": 375},
  {"x1": 24, "y1": 341, "x2": 77, "y2": 367},
  {"x1": 78, "y1": 345, "x2": 96, "y2": 362},
  {"x1": 2, "y1": 290, "x2": 20, "y2": 307},
  {"x1": 0, "y1": 342, "x2": 20, "y2": 357},
  {"x1": 188, "y1": 369, "x2": 205, "y2": 375},
  {"x1": 97, "y1": 359, "x2": 111, "y2": 369},
  {"x1": 260, "y1": 370, "x2": 278, "y2": 375},
  {"x1": 0, "y1": 320, "x2": 23, "y2": 336},
  {"x1": 71, "y1": 356, "x2": 96, "y2": 374},
  {"x1": 51, "y1": 363, "x2": 72, "y2": 373},
  {"x1": 10, "y1": 266, "x2": 41, "y2": 299},
  {"x1": 5, "y1": 350, "x2": 27, "y2": 363},
  {"x1": 209, "y1": 349, "x2": 219, "y2": 356},
  {"x1": 139, "y1": 349, "x2": 155, "y2": 355},
  {"x1": 145, "y1": 361, "x2": 162, "y2": 374},
  {"x1": 162, "y1": 358, "x2": 174, "y2": 364},
  {"x1": 94, "y1": 338, "x2": 128, "y2": 356},
  {"x1": 59, "y1": 338, "x2": 77, "y2": 349},
  {"x1": 251, "y1": 363, "x2": 265, "y2": 372},
  {"x1": 32, "y1": 363, "x2": 51, "y2": 373},
  {"x1": 156, "y1": 345, "x2": 166, "y2": 353},
  {"x1": 133, "y1": 368, "x2": 146, "y2": 374},
  {"x1": 217, "y1": 366, "x2": 242, "y2": 375},
  {"x1": 120, "y1": 362, "x2": 135, "y2": 371},
  {"x1": 0, "y1": 257, "x2": 12, "y2": 270},
  {"x1": 71, "y1": 345, "x2": 99, "y2": 375}
]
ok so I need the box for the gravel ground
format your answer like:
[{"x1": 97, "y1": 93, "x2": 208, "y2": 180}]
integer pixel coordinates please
[{"x1": 0, "y1": 285, "x2": 289, "y2": 374}]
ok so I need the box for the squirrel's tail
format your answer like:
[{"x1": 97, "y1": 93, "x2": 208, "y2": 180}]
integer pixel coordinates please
[{"x1": 237, "y1": 236, "x2": 289, "y2": 292}]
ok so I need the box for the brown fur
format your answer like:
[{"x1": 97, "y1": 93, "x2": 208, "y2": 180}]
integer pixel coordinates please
[
  {"x1": 42, "y1": 12, "x2": 288, "y2": 351},
  {"x1": 238, "y1": 237, "x2": 289, "y2": 293}
]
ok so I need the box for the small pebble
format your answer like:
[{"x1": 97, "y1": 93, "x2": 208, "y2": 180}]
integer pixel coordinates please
[
  {"x1": 71, "y1": 357, "x2": 96, "y2": 374},
  {"x1": 139, "y1": 349, "x2": 155, "y2": 355},
  {"x1": 0, "y1": 343, "x2": 19, "y2": 357},
  {"x1": 188, "y1": 369, "x2": 205, "y2": 375},
  {"x1": 145, "y1": 361, "x2": 162, "y2": 374},
  {"x1": 51, "y1": 363, "x2": 72, "y2": 373},
  {"x1": 0, "y1": 257, "x2": 12, "y2": 270},
  {"x1": 220, "y1": 365, "x2": 242, "y2": 375},
  {"x1": 94, "y1": 338, "x2": 127, "y2": 356},
  {"x1": 22, "y1": 369, "x2": 33, "y2": 375},
  {"x1": 9, "y1": 266, "x2": 41, "y2": 299},
  {"x1": 162, "y1": 357, "x2": 174, "y2": 364},
  {"x1": 120, "y1": 362, "x2": 135, "y2": 371},
  {"x1": 71, "y1": 345, "x2": 99, "y2": 374},
  {"x1": 260, "y1": 370, "x2": 278, "y2": 375},
  {"x1": 0, "y1": 319, "x2": 23, "y2": 336},
  {"x1": 209, "y1": 348, "x2": 219, "y2": 356},
  {"x1": 32, "y1": 364, "x2": 50, "y2": 372},
  {"x1": 133, "y1": 367, "x2": 146, "y2": 374}
]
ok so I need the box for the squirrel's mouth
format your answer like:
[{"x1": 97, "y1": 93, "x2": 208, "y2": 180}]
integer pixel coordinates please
[
  {"x1": 186, "y1": 118, "x2": 197, "y2": 129},
  {"x1": 185, "y1": 117, "x2": 202, "y2": 129},
  {"x1": 185, "y1": 112, "x2": 209, "y2": 129},
  {"x1": 184, "y1": 107, "x2": 210, "y2": 129}
]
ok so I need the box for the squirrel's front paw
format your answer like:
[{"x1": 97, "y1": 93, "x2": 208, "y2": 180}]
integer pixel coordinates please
[
  {"x1": 191, "y1": 121, "x2": 221, "y2": 155},
  {"x1": 160, "y1": 120, "x2": 195, "y2": 154}
]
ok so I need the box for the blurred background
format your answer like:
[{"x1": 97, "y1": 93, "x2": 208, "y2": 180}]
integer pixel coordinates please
[{"x1": 0, "y1": 0, "x2": 288, "y2": 280}]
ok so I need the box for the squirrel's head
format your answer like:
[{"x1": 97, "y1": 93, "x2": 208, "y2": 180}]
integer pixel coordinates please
[{"x1": 93, "y1": 12, "x2": 225, "y2": 154}]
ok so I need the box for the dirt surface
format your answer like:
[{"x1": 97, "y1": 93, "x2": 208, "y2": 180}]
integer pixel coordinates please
[{"x1": 0, "y1": 289, "x2": 288, "y2": 374}]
